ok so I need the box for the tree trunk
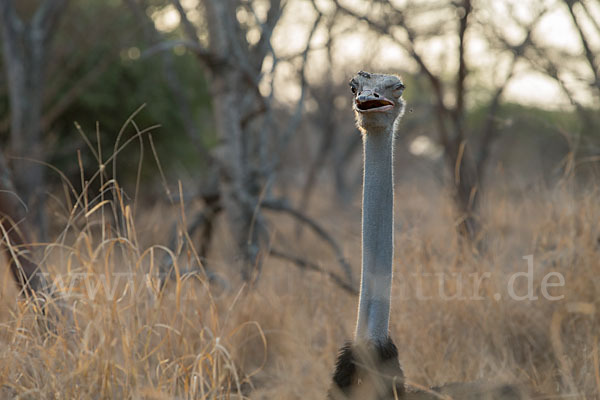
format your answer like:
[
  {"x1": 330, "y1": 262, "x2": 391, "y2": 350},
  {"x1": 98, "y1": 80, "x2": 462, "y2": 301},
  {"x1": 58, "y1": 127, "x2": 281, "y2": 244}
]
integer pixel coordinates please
[
  {"x1": 4, "y1": 40, "x2": 47, "y2": 235},
  {"x1": 213, "y1": 69, "x2": 263, "y2": 279},
  {"x1": 0, "y1": 0, "x2": 67, "y2": 294},
  {"x1": 204, "y1": 0, "x2": 265, "y2": 280},
  {"x1": 0, "y1": 0, "x2": 67, "y2": 239},
  {"x1": 0, "y1": 152, "x2": 46, "y2": 295}
]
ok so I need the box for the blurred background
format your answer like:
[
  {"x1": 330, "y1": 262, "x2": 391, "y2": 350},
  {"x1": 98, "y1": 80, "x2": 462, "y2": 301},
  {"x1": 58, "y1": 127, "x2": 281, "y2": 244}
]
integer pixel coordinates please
[
  {"x1": 1, "y1": 0, "x2": 598, "y2": 250},
  {"x1": 0, "y1": 0, "x2": 599, "y2": 398}
]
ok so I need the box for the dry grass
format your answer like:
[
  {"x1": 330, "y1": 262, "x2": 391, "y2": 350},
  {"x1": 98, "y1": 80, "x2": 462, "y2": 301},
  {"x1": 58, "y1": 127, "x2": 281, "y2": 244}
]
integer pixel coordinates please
[{"x1": 1, "y1": 175, "x2": 599, "y2": 399}]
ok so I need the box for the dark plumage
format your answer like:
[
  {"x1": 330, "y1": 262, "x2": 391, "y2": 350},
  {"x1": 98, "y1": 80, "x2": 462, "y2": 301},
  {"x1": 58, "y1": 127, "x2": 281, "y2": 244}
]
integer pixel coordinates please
[
  {"x1": 328, "y1": 338, "x2": 405, "y2": 400},
  {"x1": 327, "y1": 339, "x2": 529, "y2": 400}
]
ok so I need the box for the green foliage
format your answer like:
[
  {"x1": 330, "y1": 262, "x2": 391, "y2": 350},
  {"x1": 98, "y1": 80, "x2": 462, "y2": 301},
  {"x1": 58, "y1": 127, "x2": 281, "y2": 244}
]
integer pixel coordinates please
[
  {"x1": 51, "y1": 50, "x2": 213, "y2": 184},
  {"x1": 0, "y1": 0, "x2": 215, "y2": 189}
]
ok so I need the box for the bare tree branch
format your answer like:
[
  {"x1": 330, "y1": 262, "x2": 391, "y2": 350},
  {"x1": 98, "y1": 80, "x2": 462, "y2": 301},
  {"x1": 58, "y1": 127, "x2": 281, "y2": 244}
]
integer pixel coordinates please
[
  {"x1": 455, "y1": 0, "x2": 472, "y2": 124},
  {"x1": 141, "y1": 39, "x2": 215, "y2": 61},
  {"x1": 0, "y1": 1, "x2": 23, "y2": 43},
  {"x1": 247, "y1": 0, "x2": 284, "y2": 66},
  {"x1": 171, "y1": 0, "x2": 203, "y2": 47},
  {"x1": 262, "y1": 198, "x2": 353, "y2": 284},
  {"x1": 475, "y1": 6, "x2": 548, "y2": 175},
  {"x1": 32, "y1": 0, "x2": 68, "y2": 43},
  {"x1": 332, "y1": 0, "x2": 452, "y2": 147},
  {"x1": 269, "y1": 248, "x2": 357, "y2": 295},
  {"x1": 275, "y1": 12, "x2": 322, "y2": 157},
  {"x1": 564, "y1": 0, "x2": 600, "y2": 94},
  {"x1": 578, "y1": 0, "x2": 600, "y2": 36},
  {"x1": 170, "y1": 0, "x2": 224, "y2": 68},
  {"x1": 476, "y1": 57, "x2": 517, "y2": 175},
  {"x1": 128, "y1": 0, "x2": 215, "y2": 164}
]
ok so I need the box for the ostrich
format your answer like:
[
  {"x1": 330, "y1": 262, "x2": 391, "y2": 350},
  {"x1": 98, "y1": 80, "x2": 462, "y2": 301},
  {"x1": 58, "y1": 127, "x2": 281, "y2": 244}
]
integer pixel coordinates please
[
  {"x1": 327, "y1": 71, "x2": 528, "y2": 400},
  {"x1": 326, "y1": 71, "x2": 406, "y2": 400}
]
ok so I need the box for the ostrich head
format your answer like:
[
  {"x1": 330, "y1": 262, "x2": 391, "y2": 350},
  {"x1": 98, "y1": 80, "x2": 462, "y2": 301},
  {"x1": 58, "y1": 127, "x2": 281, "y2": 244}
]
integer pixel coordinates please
[{"x1": 349, "y1": 71, "x2": 406, "y2": 134}]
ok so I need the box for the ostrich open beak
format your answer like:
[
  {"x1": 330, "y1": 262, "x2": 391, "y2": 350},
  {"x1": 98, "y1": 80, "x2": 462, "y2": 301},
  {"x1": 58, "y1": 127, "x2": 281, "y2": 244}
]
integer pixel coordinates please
[{"x1": 354, "y1": 91, "x2": 394, "y2": 113}]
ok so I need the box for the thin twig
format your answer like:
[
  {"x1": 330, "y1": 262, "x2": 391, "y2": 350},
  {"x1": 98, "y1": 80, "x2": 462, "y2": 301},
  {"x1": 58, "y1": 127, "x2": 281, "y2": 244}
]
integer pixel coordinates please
[
  {"x1": 262, "y1": 198, "x2": 353, "y2": 284},
  {"x1": 269, "y1": 248, "x2": 357, "y2": 295}
]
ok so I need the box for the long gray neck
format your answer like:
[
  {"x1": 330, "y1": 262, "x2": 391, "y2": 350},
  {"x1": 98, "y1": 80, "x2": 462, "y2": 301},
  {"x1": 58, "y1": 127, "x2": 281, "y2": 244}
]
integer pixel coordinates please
[{"x1": 355, "y1": 126, "x2": 395, "y2": 343}]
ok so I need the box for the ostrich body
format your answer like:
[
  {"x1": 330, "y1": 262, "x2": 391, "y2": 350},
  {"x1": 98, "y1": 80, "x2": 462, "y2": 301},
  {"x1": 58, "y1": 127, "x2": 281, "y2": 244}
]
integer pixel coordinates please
[{"x1": 327, "y1": 72, "x2": 528, "y2": 400}]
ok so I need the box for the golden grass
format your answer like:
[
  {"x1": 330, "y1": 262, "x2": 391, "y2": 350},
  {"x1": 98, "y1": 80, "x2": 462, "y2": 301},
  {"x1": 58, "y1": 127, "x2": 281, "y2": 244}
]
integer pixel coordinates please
[{"x1": 1, "y1": 176, "x2": 599, "y2": 399}]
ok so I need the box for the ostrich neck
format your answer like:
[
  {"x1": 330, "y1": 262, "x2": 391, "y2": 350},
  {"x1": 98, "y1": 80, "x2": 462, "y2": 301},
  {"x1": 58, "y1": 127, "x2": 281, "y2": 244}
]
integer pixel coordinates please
[{"x1": 355, "y1": 126, "x2": 395, "y2": 343}]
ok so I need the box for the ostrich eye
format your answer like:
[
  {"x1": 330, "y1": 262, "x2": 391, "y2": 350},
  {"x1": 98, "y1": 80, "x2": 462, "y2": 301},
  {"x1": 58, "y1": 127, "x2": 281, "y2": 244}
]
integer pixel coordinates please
[
  {"x1": 395, "y1": 83, "x2": 405, "y2": 91},
  {"x1": 349, "y1": 80, "x2": 358, "y2": 94}
]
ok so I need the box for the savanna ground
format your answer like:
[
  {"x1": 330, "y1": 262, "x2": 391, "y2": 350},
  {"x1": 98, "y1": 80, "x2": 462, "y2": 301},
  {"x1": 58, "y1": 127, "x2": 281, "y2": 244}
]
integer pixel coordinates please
[{"x1": 1, "y1": 159, "x2": 599, "y2": 399}]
